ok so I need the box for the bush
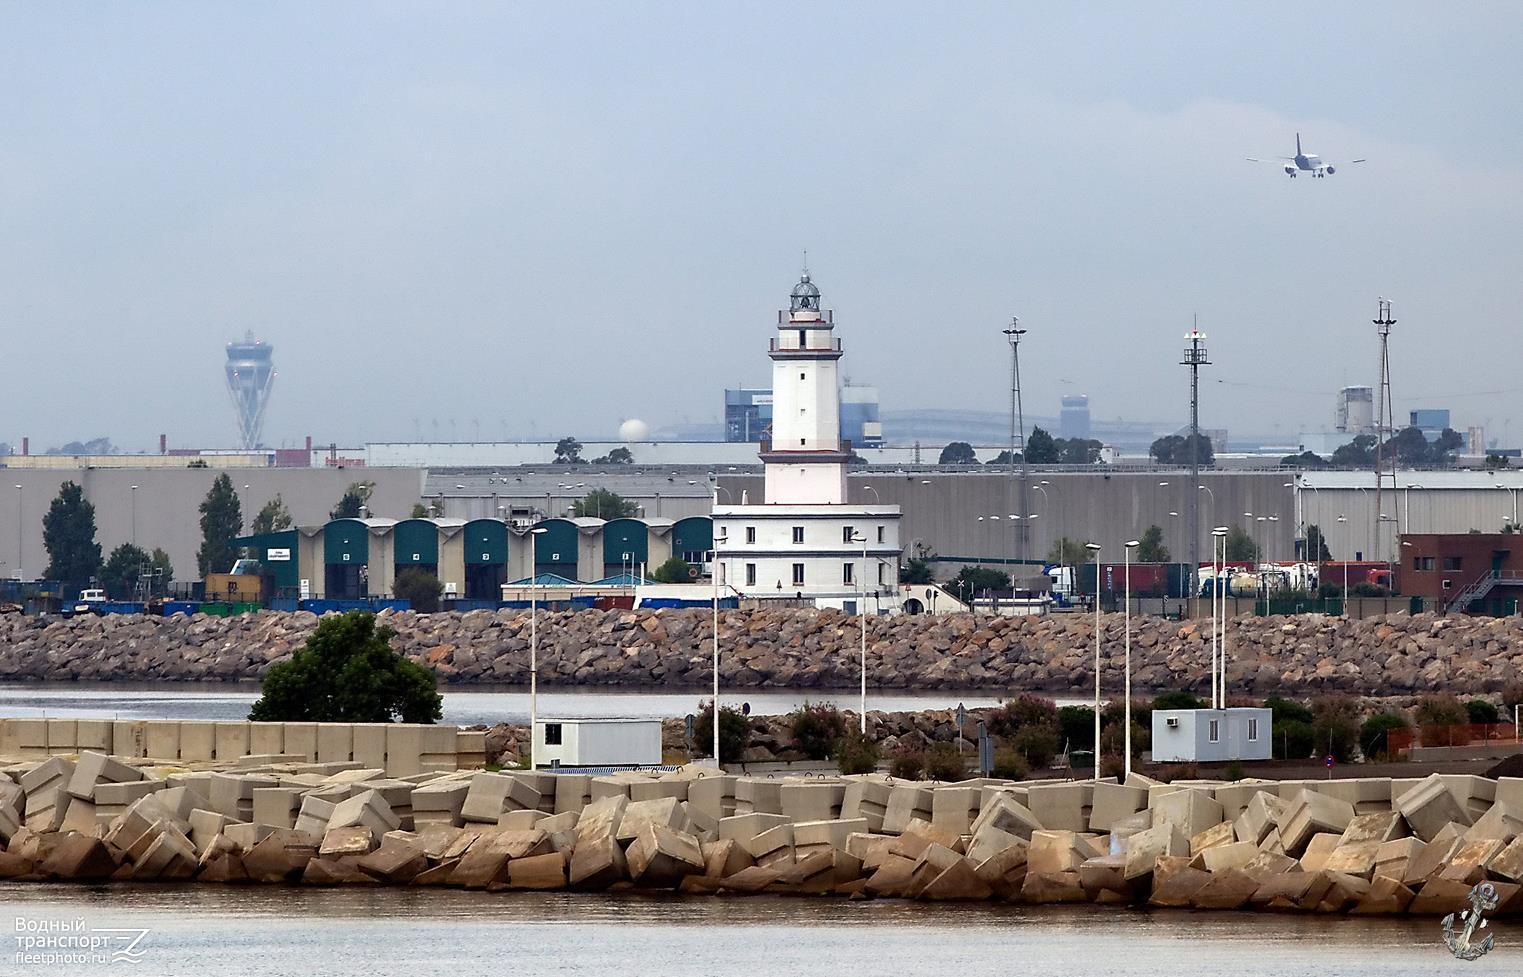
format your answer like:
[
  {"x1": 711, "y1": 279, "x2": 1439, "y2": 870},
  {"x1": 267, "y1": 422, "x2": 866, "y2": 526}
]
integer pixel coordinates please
[
  {"x1": 1152, "y1": 690, "x2": 1206, "y2": 711},
  {"x1": 1012, "y1": 725, "x2": 1061, "y2": 770},
  {"x1": 1310, "y1": 696, "x2": 1362, "y2": 763},
  {"x1": 249, "y1": 611, "x2": 442, "y2": 723},
  {"x1": 1467, "y1": 699, "x2": 1501, "y2": 725},
  {"x1": 1057, "y1": 705, "x2": 1096, "y2": 752},
  {"x1": 1414, "y1": 693, "x2": 1468, "y2": 728},
  {"x1": 1272, "y1": 719, "x2": 1317, "y2": 760},
  {"x1": 393, "y1": 568, "x2": 444, "y2": 613},
  {"x1": 923, "y1": 742, "x2": 966, "y2": 781},
  {"x1": 888, "y1": 748, "x2": 924, "y2": 781},
  {"x1": 987, "y1": 694, "x2": 1059, "y2": 739},
  {"x1": 1156, "y1": 763, "x2": 1199, "y2": 783},
  {"x1": 1361, "y1": 712, "x2": 1410, "y2": 759},
  {"x1": 693, "y1": 700, "x2": 752, "y2": 764},
  {"x1": 789, "y1": 701, "x2": 847, "y2": 760},
  {"x1": 835, "y1": 729, "x2": 881, "y2": 775},
  {"x1": 1265, "y1": 696, "x2": 1314, "y2": 725},
  {"x1": 991, "y1": 749, "x2": 1030, "y2": 781},
  {"x1": 1099, "y1": 719, "x2": 1148, "y2": 761},
  {"x1": 1223, "y1": 760, "x2": 1245, "y2": 782}
]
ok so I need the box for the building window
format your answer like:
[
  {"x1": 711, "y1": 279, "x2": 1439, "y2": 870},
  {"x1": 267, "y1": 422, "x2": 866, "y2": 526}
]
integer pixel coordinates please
[
  {"x1": 878, "y1": 562, "x2": 887, "y2": 584},
  {"x1": 745, "y1": 563, "x2": 756, "y2": 586},
  {"x1": 1443, "y1": 556, "x2": 1464, "y2": 571},
  {"x1": 843, "y1": 562, "x2": 855, "y2": 585},
  {"x1": 792, "y1": 527, "x2": 805, "y2": 544},
  {"x1": 798, "y1": 329, "x2": 806, "y2": 347},
  {"x1": 1247, "y1": 717, "x2": 1259, "y2": 741},
  {"x1": 543, "y1": 723, "x2": 563, "y2": 746},
  {"x1": 877, "y1": 526, "x2": 885, "y2": 543},
  {"x1": 842, "y1": 526, "x2": 854, "y2": 543},
  {"x1": 792, "y1": 563, "x2": 805, "y2": 586},
  {"x1": 1414, "y1": 556, "x2": 1434, "y2": 571},
  {"x1": 800, "y1": 372, "x2": 806, "y2": 380},
  {"x1": 682, "y1": 550, "x2": 704, "y2": 564},
  {"x1": 1208, "y1": 719, "x2": 1220, "y2": 743},
  {"x1": 745, "y1": 526, "x2": 756, "y2": 544}
]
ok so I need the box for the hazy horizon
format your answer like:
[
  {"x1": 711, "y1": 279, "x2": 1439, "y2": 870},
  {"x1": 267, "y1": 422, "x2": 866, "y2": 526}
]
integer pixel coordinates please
[{"x1": 3, "y1": 4, "x2": 1520, "y2": 453}]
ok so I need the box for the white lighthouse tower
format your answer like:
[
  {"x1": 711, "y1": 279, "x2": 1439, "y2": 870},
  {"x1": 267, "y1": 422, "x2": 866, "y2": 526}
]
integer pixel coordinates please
[{"x1": 713, "y1": 268, "x2": 901, "y2": 611}]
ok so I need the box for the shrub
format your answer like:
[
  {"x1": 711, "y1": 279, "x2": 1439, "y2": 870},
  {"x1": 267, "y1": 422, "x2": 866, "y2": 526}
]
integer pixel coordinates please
[
  {"x1": 835, "y1": 729, "x2": 880, "y2": 775},
  {"x1": 249, "y1": 611, "x2": 442, "y2": 723},
  {"x1": 1414, "y1": 693, "x2": 1468, "y2": 728},
  {"x1": 1264, "y1": 696, "x2": 1314, "y2": 725},
  {"x1": 789, "y1": 701, "x2": 846, "y2": 760},
  {"x1": 1152, "y1": 690, "x2": 1206, "y2": 711},
  {"x1": 1223, "y1": 760, "x2": 1245, "y2": 782},
  {"x1": 1361, "y1": 712, "x2": 1410, "y2": 759},
  {"x1": 923, "y1": 742, "x2": 966, "y2": 781},
  {"x1": 1057, "y1": 705, "x2": 1096, "y2": 752},
  {"x1": 693, "y1": 700, "x2": 752, "y2": 764},
  {"x1": 1310, "y1": 696, "x2": 1363, "y2": 763},
  {"x1": 987, "y1": 694, "x2": 1059, "y2": 739},
  {"x1": 393, "y1": 568, "x2": 444, "y2": 613},
  {"x1": 1099, "y1": 719, "x2": 1148, "y2": 761},
  {"x1": 1467, "y1": 699, "x2": 1501, "y2": 725},
  {"x1": 1273, "y1": 719, "x2": 1317, "y2": 760},
  {"x1": 888, "y1": 748, "x2": 924, "y2": 781},
  {"x1": 1156, "y1": 762, "x2": 1199, "y2": 783},
  {"x1": 1011, "y1": 725, "x2": 1061, "y2": 770},
  {"x1": 991, "y1": 749, "x2": 1030, "y2": 781}
]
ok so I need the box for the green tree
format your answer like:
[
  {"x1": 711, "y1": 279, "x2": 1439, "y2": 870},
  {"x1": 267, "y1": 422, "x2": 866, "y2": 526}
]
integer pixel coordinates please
[
  {"x1": 394, "y1": 568, "x2": 444, "y2": 612},
  {"x1": 330, "y1": 481, "x2": 374, "y2": 520},
  {"x1": 197, "y1": 474, "x2": 243, "y2": 577},
  {"x1": 101, "y1": 542, "x2": 151, "y2": 599},
  {"x1": 1330, "y1": 435, "x2": 1376, "y2": 468},
  {"x1": 1149, "y1": 433, "x2": 1214, "y2": 466},
  {"x1": 1224, "y1": 524, "x2": 1258, "y2": 561},
  {"x1": 1046, "y1": 537, "x2": 1096, "y2": 566},
  {"x1": 788, "y1": 701, "x2": 847, "y2": 760},
  {"x1": 1059, "y1": 438, "x2": 1104, "y2": 464},
  {"x1": 649, "y1": 556, "x2": 695, "y2": 583},
  {"x1": 692, "y1": 700, "x2": 752, "y2": 763},
  {"x1": 951, "y1": 565, "x2": 1010, "y2": 594},
  {"x1": 1311, "y1": 696, "x2": 1362, "y2": 763},
  {"x1": 149, "y1": 547, "x2": 173, "y2": 596},
  {"x1": 1136, "y1": 525, "x2": 1170, "y2": 563},
  {"x1": 901, "y1": 555, "x2": 935, "y2": 584},
  {"x1": 1303, "y1": 524, "x2": 1333, "y2": 561},
  {"x1": 1281, "y1": 451, "x2": 1328, "y2": 469},
  {"x1": 1486, "y1": 453, "x2": 1510, "y2": 471},
  {"x1": 938, "y1": 441, "x2": 977, "y2": 465},
  {"x1": 409, "y1": 502, "x2": 429, "y2": 519},
  {"x1": 592, "y1": 446, "x2": 634, "y2": 464},
  {"x1": 572, "y1": 488, "x2": 637, "y2": 519},
  {"x1": 250, "y1": 494, "x2": 294, "y2": 536},
  {"x1": 1360, "y1": 712, "x2": 1409, "y2": 758},
  {"x1": 554, "y1": 437, "x2": 585, "y2": 465},
  {"x1": 42, "y1": 481, "x2": 102, "y2": 584},
  {"x1": 248, "y1": 611, "x2": 442, "y2": 723},
  {"x1": 1024, "y1": 427, "x2": 1059, "y2": 463}
]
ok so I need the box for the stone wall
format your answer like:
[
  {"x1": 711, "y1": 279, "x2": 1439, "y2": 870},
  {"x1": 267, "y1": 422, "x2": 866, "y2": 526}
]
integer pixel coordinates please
[{"x1": 0, "y1": 607, "x2": 1520, "y2": 695}]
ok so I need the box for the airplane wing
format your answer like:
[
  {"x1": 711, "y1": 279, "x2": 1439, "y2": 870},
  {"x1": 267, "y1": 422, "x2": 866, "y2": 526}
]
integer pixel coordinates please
[{"x1": 1245, "y1": 157, "x2": 1296, "y2": 162}]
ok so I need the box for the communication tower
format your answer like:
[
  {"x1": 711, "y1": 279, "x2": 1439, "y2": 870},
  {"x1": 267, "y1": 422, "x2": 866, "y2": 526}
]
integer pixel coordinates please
[
  {"x1": 225, "y1": 332, "x2": 275, "y2": 450},
  {"x1": 1373, "y1": 299, "x2": 1398, "y2": 561},
  {"x1": 1181, "y1": 321, "x2": 1211, "y2": 578}
]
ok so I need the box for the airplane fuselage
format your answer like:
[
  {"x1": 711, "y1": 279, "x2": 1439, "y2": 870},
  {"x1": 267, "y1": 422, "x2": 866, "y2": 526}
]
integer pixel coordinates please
[{"x1": 1286, "y1": 151, "x2": 1335, "y2": 178}]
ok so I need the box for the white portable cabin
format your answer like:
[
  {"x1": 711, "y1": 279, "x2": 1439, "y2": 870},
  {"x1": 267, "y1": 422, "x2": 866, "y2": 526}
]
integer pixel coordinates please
[
  {"x1": 1151, "y1": 707, "x2": 1272, "y2": 763},
  {"x1": 532, "y1": 718, "x2": 663, "y2": 769}
]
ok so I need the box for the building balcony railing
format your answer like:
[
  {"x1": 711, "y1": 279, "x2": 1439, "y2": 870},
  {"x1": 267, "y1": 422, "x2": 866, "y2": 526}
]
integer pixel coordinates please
[{"x1": 769, "y1": 338, "x2": 842, "y2": 352}]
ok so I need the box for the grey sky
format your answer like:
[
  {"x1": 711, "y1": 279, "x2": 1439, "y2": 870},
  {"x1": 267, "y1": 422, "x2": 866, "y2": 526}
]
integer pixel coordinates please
[{"x1": 3, "y1": 3, "x2": 1520, "y2": 452}]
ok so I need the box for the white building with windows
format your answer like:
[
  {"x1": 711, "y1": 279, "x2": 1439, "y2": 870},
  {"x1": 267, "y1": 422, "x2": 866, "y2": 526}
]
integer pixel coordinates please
[
  {"x1": 712, "y1": 270, "x2": 902, "y2": 611},
  {"x1": 1151, "y1": 707, "x2": 1272, "y2": 763}
]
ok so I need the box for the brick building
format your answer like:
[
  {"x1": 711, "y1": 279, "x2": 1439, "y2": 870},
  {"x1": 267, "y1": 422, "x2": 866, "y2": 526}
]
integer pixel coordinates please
[{"x1": 1399, "y1": 533, "x2": 1523, "y2": 614}]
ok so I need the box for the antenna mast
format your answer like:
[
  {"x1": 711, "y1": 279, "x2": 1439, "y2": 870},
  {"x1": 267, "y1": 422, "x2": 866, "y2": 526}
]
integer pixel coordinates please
[
  {"x1": 1004, "y1": 318, "x2": 1028, "y2": 574},
  {"x1": 1373, "y1": 298, "x2": 1397, "y2": 564},
  {"x1": 1181, "y1": 319, "x2": 1211, "y2": 583}
]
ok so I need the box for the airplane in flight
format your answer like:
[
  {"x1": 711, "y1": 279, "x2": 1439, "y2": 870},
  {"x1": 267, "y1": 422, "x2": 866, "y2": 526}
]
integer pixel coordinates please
[{"x1": 1248, "y1": 134, "x2": 1365, "y2": 178}]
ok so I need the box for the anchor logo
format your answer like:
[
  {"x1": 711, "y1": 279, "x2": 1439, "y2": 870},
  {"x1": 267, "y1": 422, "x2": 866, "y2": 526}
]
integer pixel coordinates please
[{"x1": 1442, "y1": 882, "x2": 1500, "y2": 960}]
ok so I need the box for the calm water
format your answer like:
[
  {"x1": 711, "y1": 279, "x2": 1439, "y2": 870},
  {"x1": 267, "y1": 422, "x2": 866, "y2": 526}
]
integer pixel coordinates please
[
  {"x1": 0, "y1": 684, "x2": 1059, "y2": 726},
  {"x1": 0, "y1": 884, "x2": 1500, "y2": 977}
]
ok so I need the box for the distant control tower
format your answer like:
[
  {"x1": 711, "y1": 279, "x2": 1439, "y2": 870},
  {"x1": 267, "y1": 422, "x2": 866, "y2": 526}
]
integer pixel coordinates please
[{"x1": 225, "y1": 331, "x2": 275, "y2": 450}]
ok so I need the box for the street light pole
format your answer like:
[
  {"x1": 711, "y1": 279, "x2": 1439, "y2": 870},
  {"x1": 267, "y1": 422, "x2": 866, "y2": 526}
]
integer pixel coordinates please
[
  {"x1": 14, "y1": 485, "x2": 21, "y2": 581},
  {"x1": 1123, "y1": 538, "x2": 1140, "y2": 779},
  {"x1": 529, "y1": 526, "x2": 548, "y2": 770},
  {"x1": 1337, "y1": 514, "x2": 1349, "y2": 613},
  {"x1": 1086, "y1": 541, "x2": 1102, "y2": 782},
  {"x1": 711, "y1": 529, "x2": 728, "y2": 767},
  {"x1": 1211, "y1": 527, "x2": 1228, "y2": 708},
  {"x1": 852, "y1": 530, "x2": 869, "y2": 734},
  {"x1": 130, "y1": 485, "x2": 138, "y2": 547}
]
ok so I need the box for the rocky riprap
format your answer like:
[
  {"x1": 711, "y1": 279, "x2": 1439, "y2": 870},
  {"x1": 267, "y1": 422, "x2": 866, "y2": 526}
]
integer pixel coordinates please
[{"x1": 0, "y1": 607, "x2": 1520, "y2": 695}]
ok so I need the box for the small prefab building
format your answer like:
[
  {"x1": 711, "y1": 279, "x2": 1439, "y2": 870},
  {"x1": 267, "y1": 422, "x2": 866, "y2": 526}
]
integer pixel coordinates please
[
  {"x1": 532, "y1": 718, "x2": 663, "y2": 769},
  {"x1": 1151, "y1": 707, "x2": 1272, "y2": 763}
]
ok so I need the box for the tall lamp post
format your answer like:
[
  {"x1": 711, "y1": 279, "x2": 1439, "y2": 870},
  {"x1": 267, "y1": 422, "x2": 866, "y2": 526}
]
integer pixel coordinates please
[
  {"x1": 851, "y1": 530, "x2": 869, "y2": 733},
  {"x1": 1337, "y1": 514, "x2": 1350, "y2": 613},
  {"x1": 1123, "y1": 538, "x2": 1140, "y2": 779},
  {"x1": 710, "y1": 529, "x2": 728, "y2": 766},
  {"x1": 528, "y1": 526, "x2": 548, "y2": 770},
  {"x1": 1211, "y1": 527, "x2": 1228, "y2": 708},
  {"x1": 14, "y1": 485, "x2": 21, "y2": 581},
  {"x1": 130, "y1": 485, "x2": 139, "y2": 547},
  {"x1": 1085, "y1": 542, "x2": 1102, "y2": 782}
]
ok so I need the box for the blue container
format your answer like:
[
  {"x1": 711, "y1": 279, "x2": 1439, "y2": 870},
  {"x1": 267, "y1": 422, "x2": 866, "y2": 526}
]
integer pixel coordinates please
[{"x1": 161, "y1": 601, "x2": 201, "y2": 617}]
